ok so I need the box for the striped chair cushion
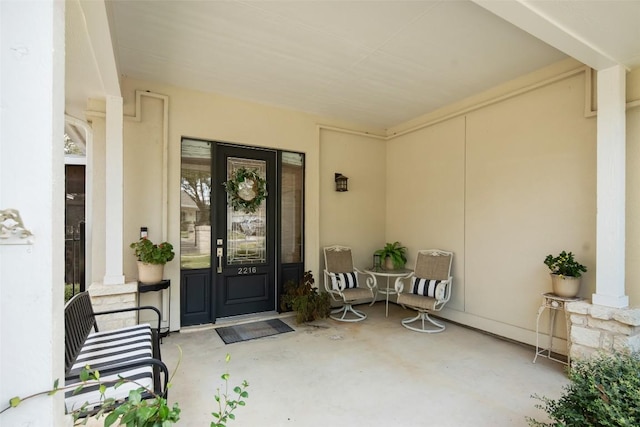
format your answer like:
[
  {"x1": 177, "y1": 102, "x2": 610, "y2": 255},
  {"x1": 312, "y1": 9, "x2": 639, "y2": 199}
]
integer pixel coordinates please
[
  {"x1": 411, "y1": 277, "x2": 447, "y2": 300},
  {"x1": 64, "y1": 324, "x2": 155, "y2": 413},
  {"x1": 330, "y1": 272, "x2": 358, "y2": 290}
]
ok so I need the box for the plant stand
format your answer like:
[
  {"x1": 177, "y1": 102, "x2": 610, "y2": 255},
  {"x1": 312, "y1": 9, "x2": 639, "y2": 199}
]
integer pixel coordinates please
[
  {"x1": 533, "y1": 292, "x2": 583, "y2": 366},
  {"x1": 138, "y1": 279, "x2": 171, "y2": 339}
]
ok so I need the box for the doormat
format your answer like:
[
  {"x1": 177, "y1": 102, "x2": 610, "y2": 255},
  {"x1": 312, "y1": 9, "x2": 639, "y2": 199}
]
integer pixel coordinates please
[{"x1": 216, "y1": 318, "x2": 294, "y2": 344}]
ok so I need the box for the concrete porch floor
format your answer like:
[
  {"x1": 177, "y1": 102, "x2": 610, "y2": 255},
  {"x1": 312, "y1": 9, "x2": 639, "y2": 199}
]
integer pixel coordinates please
[{"x1": 148, "y1": 302, "x2": 568, "y2": 427}]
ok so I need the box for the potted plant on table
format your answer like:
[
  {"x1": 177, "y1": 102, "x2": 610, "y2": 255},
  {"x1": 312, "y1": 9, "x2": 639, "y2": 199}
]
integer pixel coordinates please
[
  {"x1": 543, "y1": 250, "x2": 587, "y2": 298},
  {"x1": 375, "y1": 242, "x2": 407, "y2": 270},
  {"x1": 130, "y1": 237, "x2": 175, "y2": 283}
]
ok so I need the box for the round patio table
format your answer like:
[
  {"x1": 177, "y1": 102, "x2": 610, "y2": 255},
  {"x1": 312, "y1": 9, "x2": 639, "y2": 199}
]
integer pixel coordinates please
[{"x1": 364, "y1": 268, "x2": 413, "y2": 317}]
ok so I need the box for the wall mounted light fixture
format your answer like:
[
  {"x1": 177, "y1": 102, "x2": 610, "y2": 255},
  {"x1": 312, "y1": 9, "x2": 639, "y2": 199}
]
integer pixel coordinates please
[
  {"x1": 335, "y1": 173, "x2": 348, "y2": 192},
  {"x1": 0, "y1": 208, "x2": 34, "y2": 244}
]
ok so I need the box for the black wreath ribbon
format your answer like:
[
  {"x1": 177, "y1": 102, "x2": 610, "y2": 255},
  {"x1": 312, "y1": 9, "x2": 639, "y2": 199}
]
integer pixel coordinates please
[{"x1": 223, "y1": 167, "x2": 268, "y2": 213}]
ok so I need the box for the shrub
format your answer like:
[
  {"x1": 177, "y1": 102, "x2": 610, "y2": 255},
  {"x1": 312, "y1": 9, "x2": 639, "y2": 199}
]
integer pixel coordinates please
[
  {"x1": 280, "y1": 271, "x2": 330, "y2": 323},
  {"x1": 528, "y1": 350, "x2": 640, "y2": 426},
  {"x1": 64, "y1": 283, "x2": 74, "y2": 302}
]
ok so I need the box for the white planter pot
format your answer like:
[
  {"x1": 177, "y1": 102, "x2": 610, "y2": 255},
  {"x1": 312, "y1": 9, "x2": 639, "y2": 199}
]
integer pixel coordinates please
[
  {"x1": 550, "y1": 273, "x2": 581, "y2": 298},
  {"x1": 137, "y1": 261, "x2": 165, "y2": 283},
  {"x1": 384, "y1": 257, "x2": 396, "y2": 270}
]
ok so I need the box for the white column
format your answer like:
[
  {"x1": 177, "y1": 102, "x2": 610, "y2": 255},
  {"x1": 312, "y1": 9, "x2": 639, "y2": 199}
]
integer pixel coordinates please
[
  {"x1": 593, "y1": 65, "x2": 629, "y2": 308},
  {"x1": 0, "y1": 0, "x2": 67, "y2": 425},
  {"x1": 103, "y1": 96, "x2": 126, "y2": 285}
]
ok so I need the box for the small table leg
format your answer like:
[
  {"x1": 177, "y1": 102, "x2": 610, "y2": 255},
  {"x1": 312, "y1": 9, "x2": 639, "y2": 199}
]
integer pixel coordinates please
[
  {"x1": 384, "y1": 276, "x2": 389, "y2": 317},
  {"x1": 533, "y1": 304, "x2": 546, "y2": 363},
  {"x1": 547, "y1": 309, "x2": 557, "y2": 358}
]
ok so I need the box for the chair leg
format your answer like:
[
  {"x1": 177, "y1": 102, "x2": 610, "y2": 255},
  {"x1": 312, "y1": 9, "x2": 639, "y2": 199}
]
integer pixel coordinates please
[
  {"x1": 401, "y1": 311, "x2": 445, "y2": 333},
  {"x1": 330, "y1": 303, "x2": 367, "y2": 322}
]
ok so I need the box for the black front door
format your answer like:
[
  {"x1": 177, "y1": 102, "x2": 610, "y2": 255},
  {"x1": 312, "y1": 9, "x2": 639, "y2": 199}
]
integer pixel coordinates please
[{"x1": 213, "y1": 144, "x2": 277, "y2": 318}]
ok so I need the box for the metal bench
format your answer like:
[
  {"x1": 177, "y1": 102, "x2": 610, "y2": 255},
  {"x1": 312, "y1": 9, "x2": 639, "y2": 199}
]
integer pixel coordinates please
[{"x1": 64, "y1": 291, "x2": 169, "y2": 415}]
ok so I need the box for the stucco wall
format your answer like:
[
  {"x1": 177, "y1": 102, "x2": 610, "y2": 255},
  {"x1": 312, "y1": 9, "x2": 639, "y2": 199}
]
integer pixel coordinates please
[
  {"x1": 114, "y1": 59, "x2": 639, "y2": 349},
  {"x1": 87, "y1": 102, "x2": 107, "y2": 284},
  {"x1": 386, "y1": 60, "x2": 598, "y2": 346},
  {"x1": 318, "y1": 129, "x2": 386, "y2": 271},
  {"x1": 119, "y1": 78, "x2": 382, "y2": 330},
  {"x1": 386, "y1": 117, "x2": 466, "y2": 311},
  {"x1": 465, "y1": 71, "x2": 596, "y2": 337},
  {"x1": 0, "y1": 1, "x2": 67, "y2": 424},
  {"x1": 123, "y1": 94, "x2": 166, "y2": 277},
  {"x1": 625, "y1": 67, "x2": 640, "y2": 306},
  {"x1": 384, "y1": 61, "x2": 640, "y2": 348}
]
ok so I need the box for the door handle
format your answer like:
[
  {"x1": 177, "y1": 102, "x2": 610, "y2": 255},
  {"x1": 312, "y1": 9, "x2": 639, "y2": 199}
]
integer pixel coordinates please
[{"x1": 217, "y1": 247, "x2": 223, "y2": 273}]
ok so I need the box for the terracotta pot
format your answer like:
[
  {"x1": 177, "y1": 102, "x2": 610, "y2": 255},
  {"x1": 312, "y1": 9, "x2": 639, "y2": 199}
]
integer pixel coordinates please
[
  {"x1": 137, "y1": 261, "x2": 164, "y2": 283},
  {"x1": 550, "y1": 273, "x2": 581, "y2": 298}
]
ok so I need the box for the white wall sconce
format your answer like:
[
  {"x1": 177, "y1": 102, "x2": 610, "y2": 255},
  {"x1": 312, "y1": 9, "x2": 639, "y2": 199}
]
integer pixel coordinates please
[
  {"x1": 335, "y1": 173, "x2": 348, "y2": 192},
  {"x1": 0, "y1": 208, "x2": 34, "y2": 245}
]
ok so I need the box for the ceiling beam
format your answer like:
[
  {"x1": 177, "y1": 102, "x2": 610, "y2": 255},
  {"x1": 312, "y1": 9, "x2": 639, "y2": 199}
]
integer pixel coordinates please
[
  {"x1": 471, "y1": 0, "x2": 619, "y2": 71},
  {"x1": 77, "y1": 0, "x2": 121, "y2": 96}
]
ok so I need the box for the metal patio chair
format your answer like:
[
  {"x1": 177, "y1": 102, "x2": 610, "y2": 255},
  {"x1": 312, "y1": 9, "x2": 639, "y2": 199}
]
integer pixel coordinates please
[
  {"x1": 395, "y1": 249, "x2": 453, "y2": 333},
  {"x1": 323, "y1": 245, "x2": 375, "y2": 322}
]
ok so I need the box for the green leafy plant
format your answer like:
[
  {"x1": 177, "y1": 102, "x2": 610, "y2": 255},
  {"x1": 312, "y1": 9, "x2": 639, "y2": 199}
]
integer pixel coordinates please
[
  {"x1": 130, "y1": 238, "x2": 175, "y2": 265},
  {"x1": 544, "y1": 251, "x2": 587, "y2": 278},
  {"x1": 102, "y1": 389, "x2": 181, "y2": 427},
  {"x1": 528, "y1": 350, "x2": 640, "y2": 427},
  {"x1": 65, "y1": 283, "x2": 75, "y2": 302},
  {"x1": 2, "y1": 350, "x2": 248, "y2": 427},
  {"x1": 280, "y1": 271, "x2": 331, "y2": 323},
  {"x1": 2, "y1": 379, "x2": 62, "y2": 415},
  {"x1": 374, "y1": 241, "x2": 407, "y2": 269},
  {"x1": 211, "y1": 354, "x2": 250, "y2": 427},
  {"x1": 2, "y1": 355, "x2": 182, "y2": 426}
]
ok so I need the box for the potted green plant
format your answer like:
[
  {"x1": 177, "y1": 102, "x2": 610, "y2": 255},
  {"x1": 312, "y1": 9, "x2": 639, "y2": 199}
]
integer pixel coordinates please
[
  {"x1": 543, "y1": 251, "x2": 587, "y2": 297},
  {"x1": 130, "y1": 237, "x2": 175, "y2": 283},
  {"x1": 375, "y1": 242, "x2": 407, "y2": 270},
  {"x1": 280, "y1": 271, "x2": 331, "y2": 324}
]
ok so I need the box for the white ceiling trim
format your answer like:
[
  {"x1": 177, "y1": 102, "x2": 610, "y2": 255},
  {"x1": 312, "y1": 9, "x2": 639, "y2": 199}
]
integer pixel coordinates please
[
  {"x1": 67, "y1": 1, "x2": 640, "y2": 128},
  {"x1": 78, "y1": 0, "x2": 120, "y2": 96},
  {"x1": 471, "y1": 0, "x2": 619, "y2": 71}
]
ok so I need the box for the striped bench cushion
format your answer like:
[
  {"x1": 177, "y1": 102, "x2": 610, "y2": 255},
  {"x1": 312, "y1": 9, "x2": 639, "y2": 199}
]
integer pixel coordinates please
[
  {"x1": 411, "y1": 277, "x2": 447, "y2": 300},
  {"x1": 330, "y1": 271, "x2": 358, "y2": 290},
  {"x1": 65, "y1": 324, "x2": 154, "y2": 413}
]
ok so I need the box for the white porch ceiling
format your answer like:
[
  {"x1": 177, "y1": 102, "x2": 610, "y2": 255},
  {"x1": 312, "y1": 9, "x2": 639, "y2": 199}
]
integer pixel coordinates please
[{"x1": 67, "y1": 0, "x2": 640, "y2": 130}]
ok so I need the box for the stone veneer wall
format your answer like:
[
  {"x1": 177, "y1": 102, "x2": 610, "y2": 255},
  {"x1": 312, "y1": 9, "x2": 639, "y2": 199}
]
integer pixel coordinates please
[
  {"x1": 566, "y1": 301, "x2": 640, "y2": 360},
  {"x1": 88, "y1": 282, "x2": 138, "y2": 331}
]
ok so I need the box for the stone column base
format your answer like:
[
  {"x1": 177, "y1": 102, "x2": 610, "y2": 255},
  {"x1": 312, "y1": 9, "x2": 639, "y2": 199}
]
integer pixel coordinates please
[
  {"x1": 88, "y1": 281, "x2": 138, "y2": 331},
  {"x1": 566, "y1": 300, "x2": 640, "y2": 360}
]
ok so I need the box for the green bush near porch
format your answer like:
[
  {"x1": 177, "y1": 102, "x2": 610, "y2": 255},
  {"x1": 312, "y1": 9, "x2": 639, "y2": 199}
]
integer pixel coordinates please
[
  {"x1": 528, "y1": 350, "x2": 640, "y2": 426},
  {"x1": 64, "y1": 283, "x2": 77, "y2": 302},
  {"x1": 280, "y1": 271, "x2": 330, "y2": 324}
]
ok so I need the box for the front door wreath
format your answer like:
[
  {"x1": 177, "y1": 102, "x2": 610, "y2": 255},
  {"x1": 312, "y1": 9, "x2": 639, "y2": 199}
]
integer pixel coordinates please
[{"x1": 223, "y1": 167, "x2": 268, "y2": 213}]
